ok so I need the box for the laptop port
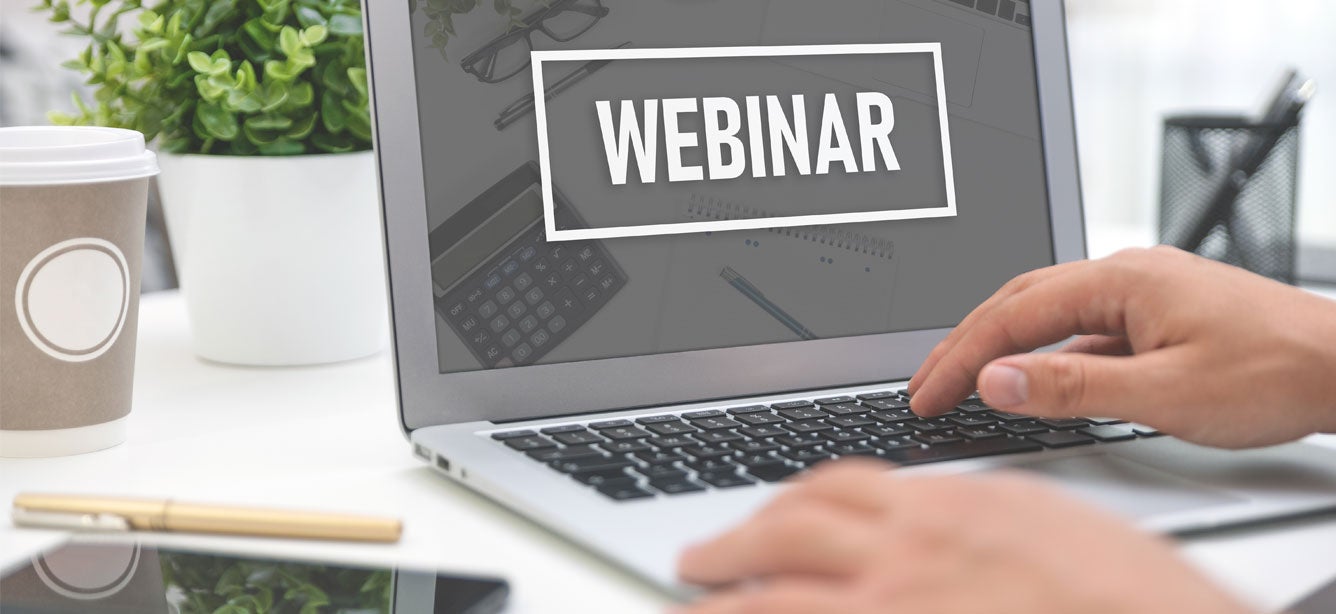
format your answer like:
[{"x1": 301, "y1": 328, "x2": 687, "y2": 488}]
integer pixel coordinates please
[{"x1": 436, "y1": 455, "x2": 451, "y2": 472}]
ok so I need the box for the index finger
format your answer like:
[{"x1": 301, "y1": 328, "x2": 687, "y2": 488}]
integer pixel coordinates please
[
  {"x1": 907, "y1": 260, "x2": 1086, "y2": 396},
  {"x1": 909, "y1": 260, "x2": 1134, "y2": 414}
]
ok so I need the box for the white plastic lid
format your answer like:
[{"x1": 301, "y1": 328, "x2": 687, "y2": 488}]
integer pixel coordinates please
[{"x1": 0, "y1": 126, "x2": 159, "y2": 186}]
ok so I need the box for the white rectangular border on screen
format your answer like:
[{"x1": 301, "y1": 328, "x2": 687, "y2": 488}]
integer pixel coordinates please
[{"x1": 531, "y1": 43, "x2": 957, "y2": 242}]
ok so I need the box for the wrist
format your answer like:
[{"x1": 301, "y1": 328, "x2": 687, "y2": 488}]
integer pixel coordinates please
[{"x1": 1301, "y1": 294, "x2": 1336, "y2": 432}]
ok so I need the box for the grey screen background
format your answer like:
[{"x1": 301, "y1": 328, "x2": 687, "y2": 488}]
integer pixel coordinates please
[{"x1": 409, "y1": 0, "x2": 1054, "y2": 374}]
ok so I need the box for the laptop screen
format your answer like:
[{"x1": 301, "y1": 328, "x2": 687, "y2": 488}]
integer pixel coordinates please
[{"x1": 409, "y1": 0, "x2": 1055, "y2": 374}]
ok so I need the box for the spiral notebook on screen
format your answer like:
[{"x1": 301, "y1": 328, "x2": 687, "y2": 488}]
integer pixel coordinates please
[{"x1": 653, "y1": 195, "x2": 901, "y2": 353}]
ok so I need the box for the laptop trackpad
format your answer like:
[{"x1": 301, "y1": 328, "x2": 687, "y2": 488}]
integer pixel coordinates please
[{"x1": 1012, "y1": 454, "x2": 1246, "y2": 519}]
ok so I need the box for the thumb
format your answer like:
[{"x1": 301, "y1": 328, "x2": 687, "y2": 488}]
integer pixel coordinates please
[{"x1": 978, "y1": 352, "x2": 1166, "y2": 420}]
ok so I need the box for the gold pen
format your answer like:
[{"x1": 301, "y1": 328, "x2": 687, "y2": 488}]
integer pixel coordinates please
[{"x1": 12, "y1": 493, "x2": 403, "y2": 543}]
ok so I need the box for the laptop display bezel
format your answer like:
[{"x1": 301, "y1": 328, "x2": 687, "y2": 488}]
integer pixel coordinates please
[{"x1": 363, "y1": 0, "x2": 1087, "y2": 433}]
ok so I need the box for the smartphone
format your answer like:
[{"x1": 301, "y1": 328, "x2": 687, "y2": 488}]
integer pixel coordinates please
[{"x1": 0, "y1": 541, "x2": 508, "y2": 614}]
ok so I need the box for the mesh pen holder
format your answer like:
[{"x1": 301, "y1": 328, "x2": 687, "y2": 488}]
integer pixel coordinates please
[{"x1": 1158, "y1": 115, "x2": 1300, "y2": 283}]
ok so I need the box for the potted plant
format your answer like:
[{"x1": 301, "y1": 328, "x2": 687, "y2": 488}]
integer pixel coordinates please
[{"x1": 43, "y1": 0, "x2": 386, "y2": 366}]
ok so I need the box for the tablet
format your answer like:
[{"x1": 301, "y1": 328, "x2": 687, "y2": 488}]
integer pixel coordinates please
[{"x1": 0, "y1": 541, "x2": 508, "y2": 614}]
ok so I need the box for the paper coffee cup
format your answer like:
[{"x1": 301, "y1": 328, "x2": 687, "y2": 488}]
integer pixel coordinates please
[{"x1": 0, "y1": 126, "x2": 158, "y2": 457}]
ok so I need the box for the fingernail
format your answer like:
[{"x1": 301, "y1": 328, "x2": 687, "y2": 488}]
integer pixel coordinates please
[{"x1": 981, "y1": 364, "x2": 1027, "y2": 408}]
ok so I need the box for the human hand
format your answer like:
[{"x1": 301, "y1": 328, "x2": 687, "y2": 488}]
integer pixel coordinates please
[
  {"x1": 907, "y1": 246, "x2": 1336, "y2": 448},
  {"x1": 676, "y1": 461, "x2": 1251, "y2": 614}
]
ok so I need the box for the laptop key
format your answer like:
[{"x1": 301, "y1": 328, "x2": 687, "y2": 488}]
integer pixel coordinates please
[
  {"x1": 863, "y1": 398, "x2": 911, "y2": 411},
  {"x1": 862, "y1": 424, "x2": 913, "y2": 438},
  {"x1": 999, "y1": 421, "x2": 1050, "y2": 435},
  {"x1": 650, "y1": 478, "x2": 706, "y2": 495},
  {"x1": 822, "y1": 429, "x2": 868, "y2": 444},
  {"x1": 527, "y1": 445, "x2": 602, "y2": 462},
  {"x1": 589, "y1": 475, "x2": 636, "y2": 489},
  {"x1": 597, "y1": 481, "x2": 655, "y2": 500},
  {"x1": 747, "y1": 463, "x2": 802, "y2": 483},
  {"x1": 575, "y1": 469, "x2": 633, "y2": 486},
  {"x1": 1132, "y1": 425, "x2": 1164, "y2": 437},
  {"x1": 683, "y1": 410, "x2": 725, "y2": 419},
  {"x1": 777, "y1": 407, "x2": 827, "y2": 421},
  {"x1": 856, "y1": 390, "x2": 899, "y2": 401},
  {"x1": 601, "y1": 426, "x2": 651, "y2": 440},
  {"x1": 780, "y1": 448, "x2": 833, "y2": 464},
  {"x1": 829, "y1": 443, "x2": 881, "y2": 458},
  {"x1": 1038, "y1": 418, "x2": 1090, "y2": 431},
  {"x1": 682, "y1": 445, "x2": 733, "y2": 460},
  {"x1": 822, "y1": 403, "x2": 865, "y2": 416},
  {"x1": 688, "y1": 458, "x2": 739, "y2": 473},
  {"x1": 698, "y1": 470, "x2": 756, "y2": 488},
  {"x1": 539, "y1": 424, "x2": 586, "y2": 434},
  {"x1": 600, "y1": 440, "x2": 651, "y2": 454},
  {"x1": 732, "y1": 439, "x2": 781, "y2": 453},
  {"x1": 780, "y1": 419, "x2": 833, "y2": 435},
  {"x1": 553, "y1": 431, "x2": 605, "y2": 446},
  {"x1": 637, "y1": 464, "x2": 687, "y2": 480},
  {"x1": 880, "y1": 437, "x2": 1043, "y2": 466},
  {"x1": 1086, "y1": 417, "x2": 1127, "y2": 425},
  {"x1": 905, "y1": 419, "x2": 953, "y2": 434},
  {"x1": 772, "y1": 400, "x2": 816, "y2": 410},
  {"x1": 636, "y1": 414, "x2": 683, "y2": 425},
  {"x1": 990, "y1": 411, "x2": 1033, "y2": 422},
  {"x1": 491, "y1": 430, "x2": 536, "y2": 440},
  {"x1": 775, "y1": 433, "x2": 826, "y2": 449},
  {"x1": 957, "y1": 427, "x2": 1006, "y2": 440},
  {"x1": 550, "y1": 455, "x2": 631, "y2": 474},
  {"x1": 871, "y1": 437, "x2": 920, "y2": 452},
  {"x1": 956, "y1": 399, "x2": 994, "y2": 413},
  {"x1": 635, "y1": 449, "x2": 686, "y2": 464},
  {"x1": 588, "y1": 419, "x2": 634, "y2": 429},
  {"x1": 648, "y1": 435, "x2": 696, "y2": 449},
  {"x1": 868, "y1": 409, "x2": 917, "y2": 423},
  {"x1": 827, "y1": 415, "x2": 874, "y2": 428},
  {"x1": 1078, "y1": 425, "x2": 1138, "y2": 442},
  {"x1": 786, "y1": 420, "x2": 834, "y2": 434},
  {"x1": 691, "y1": 417, "x2": 743, "y2": 430},
  {"x1": 739, "y1": 424, "x2": 789, "y2": 438},
  {"x1": 735, "y1": 412, "x2": 785, "y2": 426},
  {"x1": 1029, "y1": 431, "x2": 1096, "y2": 449},
  {"x1": 505, "y1": 435, "x2": 556, "y2": 451},
  {"x1": 693, "y1": 430, "x2": 744, "y2": 444},
  {"x1": 815, "y1": 396, "x2": 857, "y2": 405},
  {"x1": 647, "y1": 422, "x2": 698, "y2": 436},
  {"x1": 726, "y1": 405, "x2": 772, "y2": 415},
  {"x1": 914, "y1": 433, "x2": 964, "y2": 446},
  {"x1": 949, "y1": 415, "x2": 997, "y2": 428},
  {"x1": 735, "y1": 453, "x2": 782, "y2": 468}
]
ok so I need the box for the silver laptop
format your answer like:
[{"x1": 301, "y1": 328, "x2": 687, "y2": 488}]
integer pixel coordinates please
[{"x1": 363, "y1": 0, "x2": 1336, "y2": 595}]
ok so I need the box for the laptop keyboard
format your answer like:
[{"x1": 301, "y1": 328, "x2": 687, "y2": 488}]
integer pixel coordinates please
[{"x1": 488, "y1": 390, "x2": 1160, "y2": 501}]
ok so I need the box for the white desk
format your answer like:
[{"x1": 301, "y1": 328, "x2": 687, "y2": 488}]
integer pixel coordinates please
[{"x1": 4, "y1": 237, "x2": 1336, "y2": 613}]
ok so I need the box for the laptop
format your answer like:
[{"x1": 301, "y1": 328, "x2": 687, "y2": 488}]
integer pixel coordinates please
[{"x1": 363, "y1": 0, "x2": 1336, "y2": 594}]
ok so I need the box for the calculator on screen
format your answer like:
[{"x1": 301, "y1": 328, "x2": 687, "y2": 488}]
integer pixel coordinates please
[{"x1": 429, "y1": 162, "x2": 627, "y2": 369}]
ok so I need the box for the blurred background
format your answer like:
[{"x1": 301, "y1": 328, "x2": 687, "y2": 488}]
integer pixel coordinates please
[
  {"x1": 1066, "y1": 0, "x2": 1335, "y2": 279},
  {"x1": 3, "y1": 0, "x2": 1334, "y2": 287}
]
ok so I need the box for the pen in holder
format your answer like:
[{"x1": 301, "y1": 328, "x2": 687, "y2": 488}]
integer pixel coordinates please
[{"x1": 1158, "y1": 114, "x2": 1301, "y2": 283}]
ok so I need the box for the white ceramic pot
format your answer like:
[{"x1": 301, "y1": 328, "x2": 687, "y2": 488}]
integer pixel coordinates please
[{"x1": 156, "y1": 151, "x2": 387, "y2": 366}]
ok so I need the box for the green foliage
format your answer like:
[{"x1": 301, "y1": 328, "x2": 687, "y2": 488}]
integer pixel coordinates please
[
  {"x1": 159, "y1": 551, "x2": 393, "y2": 613},
  {"x1": 415, "y1": 0, "x2": 525, "y2": 59},
  {"x1": 41, "y1": 0, "x2": 371, "y2": 155}
]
